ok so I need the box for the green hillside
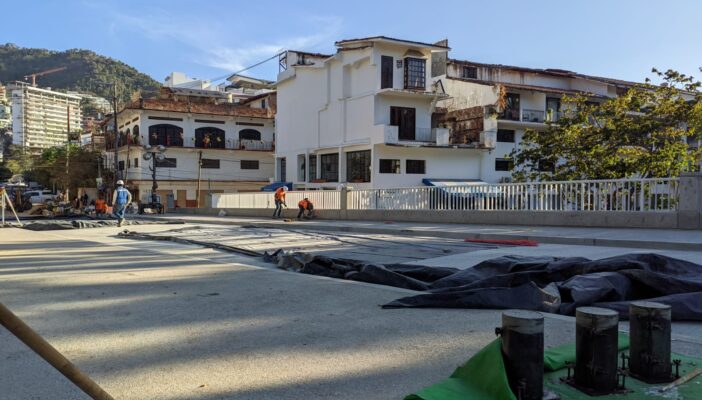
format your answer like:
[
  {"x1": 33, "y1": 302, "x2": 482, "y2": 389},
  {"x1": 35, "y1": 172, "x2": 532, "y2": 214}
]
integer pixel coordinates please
[{"x1": 0, "y1": 43, "x2": 160, "y2": 103}]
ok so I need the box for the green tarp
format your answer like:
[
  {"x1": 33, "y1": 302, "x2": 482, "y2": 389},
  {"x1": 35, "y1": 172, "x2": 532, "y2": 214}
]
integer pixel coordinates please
[{"x1": 407, "y1": 334, "x2": 702, "y2": 400}]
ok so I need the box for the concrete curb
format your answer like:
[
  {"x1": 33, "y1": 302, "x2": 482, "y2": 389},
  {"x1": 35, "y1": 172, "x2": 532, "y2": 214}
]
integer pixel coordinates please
[{"x1": 156, "y1": 215, "x2": 702, "y2": 251}]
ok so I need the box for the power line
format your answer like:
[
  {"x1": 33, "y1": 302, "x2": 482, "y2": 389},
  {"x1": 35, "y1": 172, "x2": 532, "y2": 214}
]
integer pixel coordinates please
[{"x1": 208, "y1": 51, "x2": 284, "y2": 83}]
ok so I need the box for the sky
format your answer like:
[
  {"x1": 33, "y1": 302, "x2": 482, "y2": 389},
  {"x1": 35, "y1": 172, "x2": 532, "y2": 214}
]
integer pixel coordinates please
[{"x1": 4, "y1": 0, "x2": 702, "y2": 85}]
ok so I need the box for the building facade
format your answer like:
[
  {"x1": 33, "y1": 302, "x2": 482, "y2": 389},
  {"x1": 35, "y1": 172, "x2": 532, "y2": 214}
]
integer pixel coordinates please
[
  {"x1": 275, "y1": 37, "x2": 502, "y2": 190},
  {"x1": 104, "y1": 87, "x2": 276, "y2": 207},
  {"x1": 9, "y1": 83, "x2": 82, "y2": 152}
]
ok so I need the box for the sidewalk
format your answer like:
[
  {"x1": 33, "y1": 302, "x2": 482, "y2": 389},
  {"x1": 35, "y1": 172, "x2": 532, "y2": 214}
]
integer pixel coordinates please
[{"x1": 153, "y1": 213, "x2": 702, "y2": 251}]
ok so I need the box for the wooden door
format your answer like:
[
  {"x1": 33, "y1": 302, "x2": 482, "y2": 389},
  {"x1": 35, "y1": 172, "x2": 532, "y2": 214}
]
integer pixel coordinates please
[
  {"x1": 391, "y1": 107, "x2": 416, "y2": 140},
  {"x1": 176, "y1": 190, "x2": 187, "y2": 208}
]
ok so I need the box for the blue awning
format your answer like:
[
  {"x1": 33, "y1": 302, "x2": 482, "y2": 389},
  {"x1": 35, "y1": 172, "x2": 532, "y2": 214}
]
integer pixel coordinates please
[
  {"x1": 422, "y1": 178, "x2": 485, "y2": 187},
  {"x1": 261, "y1": 182, "x2": 292, "y2": 192}
]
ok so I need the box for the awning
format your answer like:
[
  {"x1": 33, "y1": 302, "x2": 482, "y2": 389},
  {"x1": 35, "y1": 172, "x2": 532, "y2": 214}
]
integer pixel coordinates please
[{"x1": 260, "y1": 182, "x2": 292, "y2": 192}]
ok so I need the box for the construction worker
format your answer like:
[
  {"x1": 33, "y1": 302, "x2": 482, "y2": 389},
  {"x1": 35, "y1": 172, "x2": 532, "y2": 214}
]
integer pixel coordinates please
[
  {"x1": 111, "y1": 180, "x2": 132, "y2": 227},
  {"x1": 297, "y1": 197, "x2": 314, "y2": 219},
  {"x1": 272, "y1": 186, "x2": 287, "y2": 218},
  {"x1": 94, "y1": 194, "x2": 107, "y2": 218}
]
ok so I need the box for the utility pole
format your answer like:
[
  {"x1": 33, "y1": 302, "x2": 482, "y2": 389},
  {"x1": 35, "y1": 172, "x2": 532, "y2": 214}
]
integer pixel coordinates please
[
  {"x1": 196, "y1": 151, "x2": 202, "y2": 207},
  {"x1": 112, "y1": 83, "x2": 119, "y2": 191},
  {"x1": 65, "y1": 105, "x2": 70, "y2": 202}
]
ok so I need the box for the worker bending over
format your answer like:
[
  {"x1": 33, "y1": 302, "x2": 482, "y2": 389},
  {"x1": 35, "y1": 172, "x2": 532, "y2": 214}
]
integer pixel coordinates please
[
  {"x1": 272, "y1": 186, "x2": 287, "y2": 218},
  {"x1": 297, "y1": 198, "x2": 314, "y2": 219},
  {"x1": 94, "y1": 194, "x2": 107, "y2": 218}
]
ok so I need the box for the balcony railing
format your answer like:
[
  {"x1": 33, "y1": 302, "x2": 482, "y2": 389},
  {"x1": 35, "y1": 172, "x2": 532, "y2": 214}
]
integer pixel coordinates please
[
  {"x1": 497, "y1": 108, "x2": 520, "y2": 121},
  {"x1": 522, "y1": 109, "x2": 545, "y2": 123},
  {"x1": 232, "y1": 139, "x2": 274, "y2": 151},
  {"x1": 414, "y1": 127, "x2": 435, "y2": 142}
]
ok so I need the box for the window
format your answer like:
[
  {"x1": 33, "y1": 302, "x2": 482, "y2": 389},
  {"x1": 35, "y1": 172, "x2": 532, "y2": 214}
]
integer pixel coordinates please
[
  {"x1": 406, "y1": 159, "x2": 426, "y2": 174},
  {"x1": 298, "y1": 154, "x2": 306, "y2": 181},
  {"x1": 404, "y1": 57, "x2": 426, "y2": 89},
  {"x1": 346, "y1": 150, "x2": 371, "y2": 183},
  {"x1": 308, "y1": 155, "x2": 317, "y2": 181},
  {"x1": 497, "y1": 129, "x2": 515, "y2": 143},
  {"x1": 118, "y1": 160, "x2": 125, "y2": 171},
  {"x1": 462, "y1": 66, "x2": 477, "y2": 79},
  {"x1": 546, "y1": 98, "x2": 561, "y2": 122},
  {"x1": 132, "y1": 126, "x2": 140, "y2": 144},
  {"x1": 279, "y1": 157, "x2": 286, "y2": 181},
  {"x1": 381, "y1": 55, "x2": 393, "y2": 89},
  {"x1": 149, "y1": 124, "x2": 184, "y2": 147},
  {"x1": 241, "y1": 160, "x2": 259, "y2": 170},
  {"x1": 498, "y1": 93, "x2": 520, "y2": 121},
  {"x1": 379, "y1": 159, "x2": 400, "y2": 174},
  {"x1": 156, "y1": 157, "x2": 177, "y2": 168},
  {"x1": 320, "y1": 153, "x2": 339, "y2": 182},
  {"x1": 261, "y1": 99, "x2": 266, "y2": 109},
  {"x1": 239, "y1": 129, "x2": 261, "y2": 141},
  {"x1": 195, "y1": 127, "x2": 225, "y2": 149},
  {"x1": 495, "y1": 158, "x2": 513, "y2": 171},
  {"x1": 201, "y1": 159, "x2": 220, "y2": 169},
  {"x1": 390, "y1": 106, "x2": 416, "y2": 141},
  {"x1": 134, "y1": 158, "x2": 139, "y2": 168}
]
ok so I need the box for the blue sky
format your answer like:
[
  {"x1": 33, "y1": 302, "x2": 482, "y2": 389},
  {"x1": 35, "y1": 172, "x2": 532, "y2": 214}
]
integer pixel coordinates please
[{"x1": 5, "y1": 0, "x2": 701, "y2": 85}]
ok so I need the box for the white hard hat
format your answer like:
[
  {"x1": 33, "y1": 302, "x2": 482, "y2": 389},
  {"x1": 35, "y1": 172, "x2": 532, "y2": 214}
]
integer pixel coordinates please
[
  {"x1": 116, "y1": 180, "x2": 124, "y2": 185},
  {"x1": 282, "y1": 186, "x2": 287, "y2": 192}
]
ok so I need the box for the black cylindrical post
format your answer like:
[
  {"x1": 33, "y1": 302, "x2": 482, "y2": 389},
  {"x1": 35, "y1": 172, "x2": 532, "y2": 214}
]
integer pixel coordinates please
[
  {"x1": 500, "y1": 310, "x2": 544, "y2": 400},
  {"x1": 575, "y1": 307, "x2": 619, "y2": 395},
  {"x1": 629, "y1": 301, "x2": 672, "y2": 383}
]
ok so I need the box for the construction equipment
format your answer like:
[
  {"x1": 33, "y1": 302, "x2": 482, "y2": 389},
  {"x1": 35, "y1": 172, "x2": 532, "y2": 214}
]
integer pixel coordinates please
[
  {"x1": 1, "y1": 187, "x2": 22, "y2": 227},
  {"x1": 24, "y1": 66, "x2": 67, "y2": 86}
]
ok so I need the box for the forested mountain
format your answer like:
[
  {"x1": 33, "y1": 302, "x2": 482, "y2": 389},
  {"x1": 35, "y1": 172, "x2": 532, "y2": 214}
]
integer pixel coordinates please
[{"x1": 0, "y1": 43, "x2": 160, "y2": 102}]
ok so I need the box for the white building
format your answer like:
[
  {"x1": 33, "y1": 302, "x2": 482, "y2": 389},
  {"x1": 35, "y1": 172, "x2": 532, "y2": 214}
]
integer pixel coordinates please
[
  {"x1": 164, "y1": 72, "x2": 212, "y2": 90},
  {"x1": 9, "y1": 83, "x2": 82, "y2": 152},
  {"x1": 104, "y1": 87, "x2": 276, "y2": 207},
  {"x1": 275, "y1": 36, "x2": 503, "y2": 190}
]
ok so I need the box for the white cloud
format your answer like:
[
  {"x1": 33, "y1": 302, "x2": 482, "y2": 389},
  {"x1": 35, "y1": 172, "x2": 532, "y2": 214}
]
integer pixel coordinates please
[{"x1": 109, "y1": 10, "x2": 342, "y2": 75}]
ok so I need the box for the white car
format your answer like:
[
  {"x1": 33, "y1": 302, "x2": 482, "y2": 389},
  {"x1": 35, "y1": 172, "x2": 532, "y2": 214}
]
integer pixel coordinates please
[{"x1": 23, "y1": 190, "x2": 58, "y2": 204}]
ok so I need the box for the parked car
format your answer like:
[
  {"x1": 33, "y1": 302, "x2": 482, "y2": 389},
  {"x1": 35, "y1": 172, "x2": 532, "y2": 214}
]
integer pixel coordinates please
[{"x1": 23, "y1": 190, "x2": 58, "y2": 204}]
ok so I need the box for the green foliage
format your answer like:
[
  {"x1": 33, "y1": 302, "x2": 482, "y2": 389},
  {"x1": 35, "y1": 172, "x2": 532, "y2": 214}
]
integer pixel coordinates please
[
  {"x1": 0, "y1": 43, "x2": 160, "y2": 103},
  {"x1": 511, "y1": 68, "x2": 702, "y2": 181},
  {"x1": 33, "y1": 145, "x2": 102, "y2": 192}
]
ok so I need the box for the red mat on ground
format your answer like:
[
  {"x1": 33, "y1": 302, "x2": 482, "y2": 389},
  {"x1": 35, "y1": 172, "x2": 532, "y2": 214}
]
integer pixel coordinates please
[{"x1": 465, "y1": 238, "x2": 539, "y2": 247}]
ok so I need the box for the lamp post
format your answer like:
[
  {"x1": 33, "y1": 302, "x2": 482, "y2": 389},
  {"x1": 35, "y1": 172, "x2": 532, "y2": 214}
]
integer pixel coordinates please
[{"x1": 141, "y1": 144, "x2": 166, "y2": 214}]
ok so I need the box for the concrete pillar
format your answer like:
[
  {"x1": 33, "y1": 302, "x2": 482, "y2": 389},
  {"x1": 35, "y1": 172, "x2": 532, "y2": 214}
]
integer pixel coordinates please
[{"x1": 677, "y1": 172, "x2": 702, "y2": 229}]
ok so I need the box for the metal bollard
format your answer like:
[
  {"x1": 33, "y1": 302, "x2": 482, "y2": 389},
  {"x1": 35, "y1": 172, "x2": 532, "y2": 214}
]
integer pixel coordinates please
[
  {"x1": 629, "y1": 301, "x2": 673, "y2": 383},
  {"x1": 574, "y1": 307, "x2": 620, "y2": 395},
  {"x1": 497, "y1": 310, "x2": 544, "y2": 400}
]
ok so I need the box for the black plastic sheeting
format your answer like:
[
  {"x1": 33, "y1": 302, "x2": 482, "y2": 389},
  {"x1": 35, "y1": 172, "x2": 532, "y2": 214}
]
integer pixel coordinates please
[
  {"x1": 22, "y1": 219, "x2": 183, "y2": 231},
  {"x1": 266, "y1": 251, "x2": 702, "y2": 321}
]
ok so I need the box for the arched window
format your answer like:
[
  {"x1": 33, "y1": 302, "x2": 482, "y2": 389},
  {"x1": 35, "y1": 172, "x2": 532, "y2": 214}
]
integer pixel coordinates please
[
  {"x1": 195, "y1": 127, "x2": 225, "y2": 149},
  {"x1": 118, "y1": 130, "x2": 126, "y2": 147},
  {"x1": 132, "y1": 125, "x2": 140, "y2": 145},
  {"x1": 239, "y1": 129, "x2": 261, "y2": 141},
  {"x1": 125, "y1": 128, "x2": 131, "y2": 145},
  {"x1": 149, "y1": 124, "x2": 184, "y2": 147}
]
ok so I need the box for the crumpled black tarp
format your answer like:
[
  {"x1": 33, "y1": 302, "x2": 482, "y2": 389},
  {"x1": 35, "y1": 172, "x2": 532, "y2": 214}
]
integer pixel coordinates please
[
  {"x1": 22, "y1": 219, "x2": 182, "y2": 231},
  {"x1": 266, "y1": 250, "x2": 702, "y2": 321}
]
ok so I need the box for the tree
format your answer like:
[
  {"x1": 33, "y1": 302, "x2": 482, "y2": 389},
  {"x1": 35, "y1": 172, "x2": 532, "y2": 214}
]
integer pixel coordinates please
[
  {"x1": 33, "y1": 145, "x2": 101, "y2": 194},
  {"x1": 511, "y1": 68, "x2": 702, "y2": 181}
]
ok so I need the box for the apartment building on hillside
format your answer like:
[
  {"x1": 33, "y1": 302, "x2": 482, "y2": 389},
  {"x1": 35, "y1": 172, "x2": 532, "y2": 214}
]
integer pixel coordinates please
[
  {"x1": 9, "y1": 83, "x2": 82, "y2": 152},
  {"x1": 275, "y1": 36, "x2": 502, "y2": 190},
  {"x1": 104, "y1": 86, "x2": 276, "y2": 208}
]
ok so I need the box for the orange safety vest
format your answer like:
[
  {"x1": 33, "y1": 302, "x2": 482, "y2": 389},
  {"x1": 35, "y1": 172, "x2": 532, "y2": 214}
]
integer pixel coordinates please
[
  {"x1": 298, "y1": 199, "x2": 310, "y2": 209},
  {"x1": 95, "y1": 199, "x2": 107, "y2": 212},
  {"x1": 274, "y1": 188, "x2": 286, "y2": 201}
]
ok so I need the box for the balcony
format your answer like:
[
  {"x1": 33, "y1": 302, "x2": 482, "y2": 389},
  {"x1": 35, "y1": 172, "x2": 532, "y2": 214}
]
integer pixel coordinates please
[
  {"x1": 522, "y1": 109, "x2": 545, "y2": 123},
  {"x1": 383, "y1": 125, "x2": 451, "y2": 146},
  {"x1": 231, "y1": 139, "x2": 274, "y2": 151}
]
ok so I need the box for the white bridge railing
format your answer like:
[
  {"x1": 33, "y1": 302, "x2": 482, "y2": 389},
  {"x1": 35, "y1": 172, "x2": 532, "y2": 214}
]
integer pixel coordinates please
[
  {"x1": 212, "y1": 190, "x2": 341, "y2": 210},
  {"x1": 211, "y1": 178, "x2": 679, "y2": 212},
  {"x1": 348, "y1": 178, "x2": 679, "y2": 212}
]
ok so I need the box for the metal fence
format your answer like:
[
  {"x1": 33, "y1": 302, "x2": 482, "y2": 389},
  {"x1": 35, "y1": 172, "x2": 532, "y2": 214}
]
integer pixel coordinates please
[
  {"x1": 211, "y1": 178, "x2": 680, "y2": 212},
  {"x1": 347, "y1": 178, "x2": 679, "y2": 212}
]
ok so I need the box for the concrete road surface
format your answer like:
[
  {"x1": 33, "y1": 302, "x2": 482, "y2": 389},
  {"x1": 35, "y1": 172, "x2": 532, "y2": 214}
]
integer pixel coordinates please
[{"x1": 1, "y1": 224, "x2": 701, "y2": 399}]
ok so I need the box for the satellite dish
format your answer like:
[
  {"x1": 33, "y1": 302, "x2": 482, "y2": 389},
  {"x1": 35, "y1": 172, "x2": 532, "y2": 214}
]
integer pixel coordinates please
[
  {"x1": 142, "y1": 152, "x2": 153, "y2": 161},
  {"x1": 155, "y1": 153, "x2": 166, "y2": 161},
  {"x1": 156, "y1": 145, "x2": 166, "y2": 153}
]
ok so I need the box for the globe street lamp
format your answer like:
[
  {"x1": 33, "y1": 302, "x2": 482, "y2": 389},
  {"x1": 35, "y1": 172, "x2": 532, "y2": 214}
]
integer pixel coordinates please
[{"x1": 140, "y1": 144, "x2": 166, "y2": 214}]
